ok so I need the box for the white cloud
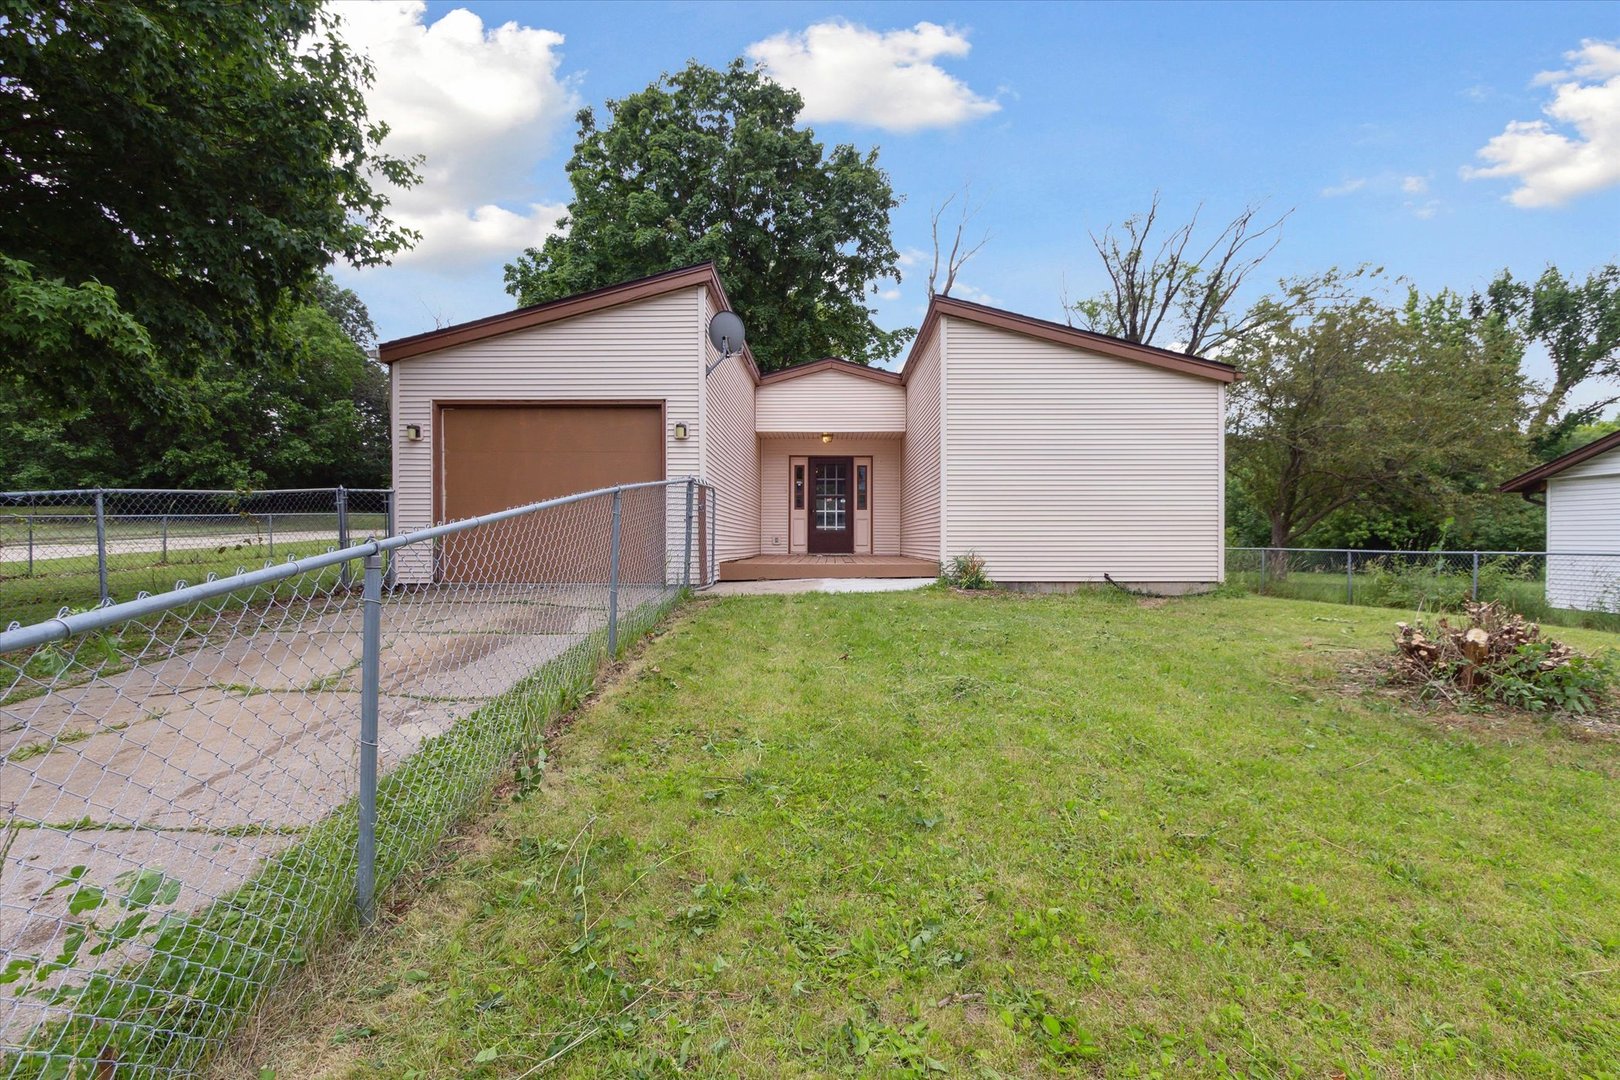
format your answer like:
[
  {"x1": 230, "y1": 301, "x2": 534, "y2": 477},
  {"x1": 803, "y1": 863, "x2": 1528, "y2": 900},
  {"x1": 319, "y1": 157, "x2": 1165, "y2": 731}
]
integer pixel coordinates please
[
  {"x1": 1401, "y1": 175, "x2": 1429, "y2": 194},
  {"x1": 746, "y1": 20, "x2": 999, "y2": 132},
  {"x1": 1321, "y1": 178, "x2": 1366, "y2": 197},
  {"x1": 945, "y1": 282, "x2": 996, "y2": 305},
  {"x1": 1462, "y1": 38, "x2": 1620, "y2": 207},
  {"x1": 331, "y1": 2, "x2": 578, "y2": 266},
  {"x1": 878, "y1": 288, "x2": 902, "y2": 301}
]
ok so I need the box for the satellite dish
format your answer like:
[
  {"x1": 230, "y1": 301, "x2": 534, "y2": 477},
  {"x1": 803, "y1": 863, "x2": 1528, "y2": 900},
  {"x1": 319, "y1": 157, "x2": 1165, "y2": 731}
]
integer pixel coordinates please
[{"x1": 708, "y1": 310, "x2": 746, "y2": 357}]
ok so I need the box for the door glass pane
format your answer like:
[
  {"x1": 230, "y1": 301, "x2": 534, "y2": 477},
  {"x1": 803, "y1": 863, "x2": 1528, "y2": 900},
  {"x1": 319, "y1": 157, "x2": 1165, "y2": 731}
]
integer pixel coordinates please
[
  {"x1": 793, "y1": 464, "x2": 804, "y2": 509},
  {"x1": 813, "y1": 464, "x2": 847, "y2": 531},
  {"x1": 857, "y1": 465, "x2": 867, "y2": 511}
]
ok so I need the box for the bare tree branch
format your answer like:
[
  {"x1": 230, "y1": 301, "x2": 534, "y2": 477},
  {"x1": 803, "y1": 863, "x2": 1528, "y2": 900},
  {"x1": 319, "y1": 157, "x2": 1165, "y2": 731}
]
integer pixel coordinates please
[
  {"x1": 928, "y1": 184, "x2": 990, "y2": 298},
  {"x1": 1072, "y1": 193, "x2": 1291, "y2": 356}
]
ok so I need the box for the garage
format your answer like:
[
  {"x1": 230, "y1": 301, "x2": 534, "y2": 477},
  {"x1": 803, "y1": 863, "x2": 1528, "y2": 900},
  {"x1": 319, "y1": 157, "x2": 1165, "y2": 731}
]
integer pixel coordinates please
[{"x1": 437, "y1": 403, "x2": 665, "y2": 582}]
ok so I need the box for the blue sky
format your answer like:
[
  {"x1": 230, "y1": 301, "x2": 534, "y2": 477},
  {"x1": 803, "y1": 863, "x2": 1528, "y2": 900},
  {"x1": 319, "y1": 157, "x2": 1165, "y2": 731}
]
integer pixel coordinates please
[{"x1": 333, "y1": 1, "x2": 1619, "y2": 398}]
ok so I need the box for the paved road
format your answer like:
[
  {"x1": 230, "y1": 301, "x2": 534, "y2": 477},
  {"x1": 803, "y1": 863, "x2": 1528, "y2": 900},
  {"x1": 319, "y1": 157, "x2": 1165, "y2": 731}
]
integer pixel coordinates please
[
  {"x1": 0, "y1": 529, "x2": 350, "y2": 567},
  {"x1": 0, "y1": 583, "x2": 668, "y2": 1045}
]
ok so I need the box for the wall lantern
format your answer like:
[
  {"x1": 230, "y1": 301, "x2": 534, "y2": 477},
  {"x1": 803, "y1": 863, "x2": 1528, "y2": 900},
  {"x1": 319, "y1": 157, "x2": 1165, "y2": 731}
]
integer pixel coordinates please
[
  {"x1": 404, "y1": 424, "x2": 422, "y2": 441},
  {"x1": 673, "y1": 422, "x2": 690, "y2": 440},
  {"x1": 820, "y1": 432, "x2": 833, "y2": 444}
]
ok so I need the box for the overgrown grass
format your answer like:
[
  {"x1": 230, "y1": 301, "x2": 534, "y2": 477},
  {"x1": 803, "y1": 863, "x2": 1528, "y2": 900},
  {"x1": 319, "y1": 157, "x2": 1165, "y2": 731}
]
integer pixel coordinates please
[
  {"x1": 1227, "y1": 568, "x2": 1620, "y2": 633},
  {"x1": 229, "y1": 588, "x2": 1620, "y2": 1079}
]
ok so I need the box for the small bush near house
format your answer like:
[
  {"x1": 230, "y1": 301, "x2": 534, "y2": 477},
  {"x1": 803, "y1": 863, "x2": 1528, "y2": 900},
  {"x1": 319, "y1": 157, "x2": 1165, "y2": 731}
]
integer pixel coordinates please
[
  {"x1": 1393, "y1": 601, "x2": 1616, "y2": 715},
  {"x1": 941, "y1": 552, "x2": 992, "y2": 590}
]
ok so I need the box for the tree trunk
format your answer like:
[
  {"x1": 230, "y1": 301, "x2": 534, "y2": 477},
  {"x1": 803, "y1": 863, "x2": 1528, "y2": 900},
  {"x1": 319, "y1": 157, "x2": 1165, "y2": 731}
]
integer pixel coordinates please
[{"x1": 1264, "y1": 517, "x2": 1293, "y2": 583}]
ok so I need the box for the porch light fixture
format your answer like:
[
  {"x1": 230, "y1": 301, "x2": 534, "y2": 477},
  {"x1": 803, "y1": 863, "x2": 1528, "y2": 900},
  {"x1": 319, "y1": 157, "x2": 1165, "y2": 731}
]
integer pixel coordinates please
[
  {"x1": 404, "y1": 424, "x2": 422, "y2": 441},
  {"x1": 673, "y1": 422, "x2": 689, "y2": 440},
  {"x1": 820, "y1": 432, "x2": 833, "y2": 444}
]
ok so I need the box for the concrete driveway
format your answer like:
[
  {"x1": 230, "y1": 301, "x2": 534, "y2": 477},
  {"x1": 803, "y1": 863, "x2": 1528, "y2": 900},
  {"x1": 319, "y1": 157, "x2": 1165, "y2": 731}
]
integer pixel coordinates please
[{"x1": 0, "y1": 583, "x2": 665, "y2": 1044}]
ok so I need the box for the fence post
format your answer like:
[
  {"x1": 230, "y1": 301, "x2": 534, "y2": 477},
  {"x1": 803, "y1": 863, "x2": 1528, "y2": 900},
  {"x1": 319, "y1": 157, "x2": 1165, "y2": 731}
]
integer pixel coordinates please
[
  {"x1": 1471, "y1": 552, "x2": 1480, "y2": 601},
  {"x1": 1259, "y1": 548, "x2": 1268, "y2": 594},
  {"x1": 683, "y1": 478, "x2": 695, "y2": 589},
  {"x1": 356, "y1": 551, "x2": 382, "y2": 927},
  {"x1": 267, "y1": 513, "x2": 274, "y2": 559},
  {"x1": 709, "y1": 486, "x2": 718, "y2": 587},
  {"x1": 1345, "y1": 550, "x2": 1354, "y2": 605},
  {"x1": 160, "y1": 515, "x2": 168, "y2": 564},
  {"x1": 26, "y1": 514, "x2": 33, "y2": 576},
  {"x1": 384, "y1": 489, "x2": 397, "y2": 588},
  {"x1": 337, "y1": 487, "x2": 351, "y2": 587},
  {"x1": 93, "y1": 490, "x2": 109, "y2": 605},
  {"x1": 607, "y1": 488, "x2": 622, "y2": 658}
]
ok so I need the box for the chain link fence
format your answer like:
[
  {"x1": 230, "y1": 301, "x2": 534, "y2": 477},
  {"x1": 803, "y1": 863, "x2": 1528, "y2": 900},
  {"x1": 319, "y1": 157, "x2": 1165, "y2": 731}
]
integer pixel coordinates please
[
  {"x1": 0, "y1": 488, "x2": 394, "y2": 628},
  {"x1": 1226, "y1": 547, "x2": 1620, "y2": 629},
  {"x1": 0, "y1": 478, "x2": 714, "y2": 1077}
]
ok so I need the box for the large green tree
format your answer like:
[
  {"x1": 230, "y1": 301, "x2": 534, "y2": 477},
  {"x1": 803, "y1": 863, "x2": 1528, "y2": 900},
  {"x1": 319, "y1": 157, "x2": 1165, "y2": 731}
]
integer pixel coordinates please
[
  {"x1": 504, "y1": 60, "x2": 906, "y2": 371},
  {"x1": 1227, "y1": 274, "x2": 1528, "y2": 551},
  {"x1": 1480, "y1": 264, "x2": 1620, "y2": 455},
  {"x1": 0, "y1": 277, "x2": 391, "y2": 490},
  {"x1": 0, "y1": 0, "x2": 415, "y2": 420}
]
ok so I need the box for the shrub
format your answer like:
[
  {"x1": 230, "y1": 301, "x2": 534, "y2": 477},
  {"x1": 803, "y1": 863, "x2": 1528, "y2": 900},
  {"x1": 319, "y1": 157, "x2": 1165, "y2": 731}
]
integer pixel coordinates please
[{"x1": 942, "y1": 552, "x2": 992, "y2": 590}]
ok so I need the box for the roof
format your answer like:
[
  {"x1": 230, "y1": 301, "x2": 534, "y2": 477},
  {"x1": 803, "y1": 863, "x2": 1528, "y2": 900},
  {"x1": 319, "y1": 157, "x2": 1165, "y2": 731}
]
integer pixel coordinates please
[
  {"x1": 377, "y1": 262, "x2": 756, "y2": 373},
  {"x1": 900, "y1": 294, "x2": 1240, "y2": 384},
  {"x1": 757, "y1": 356, "x2": 902, "y2": 386},
  {"x1": 1498, "y1": 429, "x2": 1620, "y2": 494}
]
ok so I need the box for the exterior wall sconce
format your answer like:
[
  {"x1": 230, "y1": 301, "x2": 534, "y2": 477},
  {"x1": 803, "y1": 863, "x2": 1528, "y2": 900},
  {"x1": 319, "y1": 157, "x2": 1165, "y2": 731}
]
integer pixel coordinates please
[
  {"x1": 673, "y1": 422, "x2": 689, "y2": 440},
  {"x1": 820, "y1": 432, "x2": 833, "y2": 444},
  {"x1": 404, "y1": 424, "x2": 422, "y2": 441}
]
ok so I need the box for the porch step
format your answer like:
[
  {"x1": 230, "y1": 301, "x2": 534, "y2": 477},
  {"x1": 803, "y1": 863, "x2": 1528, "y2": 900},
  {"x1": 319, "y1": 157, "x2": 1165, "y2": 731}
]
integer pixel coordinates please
[{"x1": 718, "y1": 555, "x2": 940, "y2": 582}]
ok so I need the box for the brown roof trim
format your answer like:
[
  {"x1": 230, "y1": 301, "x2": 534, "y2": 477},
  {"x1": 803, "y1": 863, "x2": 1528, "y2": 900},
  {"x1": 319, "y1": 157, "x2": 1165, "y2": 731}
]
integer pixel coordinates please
[
  {"x1": 378, "y1": 262, "x2": 737, "y2": 364},
  {"x1": 900, "y1": 295, "x2": 1239, "y2": 384},
  {"x1": 758, "y1": 356, "x2": 902, "y2": 386},
  {"x1": 1498, "y1": 429, "x2": 1620, "y2": 494}
]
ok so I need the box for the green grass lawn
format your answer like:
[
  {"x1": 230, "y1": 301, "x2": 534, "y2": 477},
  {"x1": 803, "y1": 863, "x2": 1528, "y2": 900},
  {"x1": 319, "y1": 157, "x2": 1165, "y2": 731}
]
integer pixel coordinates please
[{"x1": 232, "y1": 589, "x2": 1620, "y2": 1079}]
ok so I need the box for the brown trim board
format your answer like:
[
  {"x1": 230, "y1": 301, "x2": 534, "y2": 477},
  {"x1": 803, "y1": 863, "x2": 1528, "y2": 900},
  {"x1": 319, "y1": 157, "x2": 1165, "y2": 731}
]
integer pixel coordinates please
[
  {"x1": 381, "y1": 263, "x2": 744, "y2": 366},
  {"x1": 1498, "y1": 429, "x2": 1620, "y2": 494},
  {"x1": 899, "y1": 295, "x2": 1239, "y2": 384}
]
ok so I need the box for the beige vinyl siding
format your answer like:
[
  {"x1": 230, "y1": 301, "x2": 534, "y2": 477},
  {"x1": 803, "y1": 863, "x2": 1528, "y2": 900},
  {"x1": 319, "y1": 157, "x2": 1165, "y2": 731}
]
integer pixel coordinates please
[
  {"x1": 1545, "y1": 446, "x2": 1620, "y2": 611},
  {"x1": 390, "y1": 287, "x2": 703, "y2": 583},
  {"x1": 900, "y1": 327, "x2": 942, "y2": 561},
  {"x1": 940, "y1": 316, "x2": 1223, "y2": 583},
  {"x1": 757, "y1": 438, "x2": 901, "y2": 556},
  {"x1": 699, "y1": 290, "x2": 760, "y2": 563},
  {"x1": 755, "y1": 369, "x2": 906, "y2": 433}
]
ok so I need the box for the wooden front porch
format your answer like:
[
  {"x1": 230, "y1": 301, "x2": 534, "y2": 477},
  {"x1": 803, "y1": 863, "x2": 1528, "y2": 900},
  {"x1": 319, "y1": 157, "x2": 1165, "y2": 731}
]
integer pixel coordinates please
[{"x1": 718, "y1": 554, "x2": 939, "y2": 582}]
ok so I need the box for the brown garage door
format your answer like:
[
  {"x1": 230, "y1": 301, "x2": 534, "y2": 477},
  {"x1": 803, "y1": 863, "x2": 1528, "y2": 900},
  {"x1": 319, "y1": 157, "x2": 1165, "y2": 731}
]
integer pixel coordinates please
[{"x1": 439, "y1": 404, "x2": 664, "y2": 583}]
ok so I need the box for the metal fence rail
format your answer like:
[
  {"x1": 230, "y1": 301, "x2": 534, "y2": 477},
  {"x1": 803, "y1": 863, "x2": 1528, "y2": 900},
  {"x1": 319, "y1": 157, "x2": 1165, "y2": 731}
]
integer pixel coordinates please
[
  {"x1": 0, "y1": 478, "x2": 714, "y2": 1076},
  {"x1": 1226, "y1": 547, "x2": 1620, "y2": 624},
  {"x1": 0, "y1": 488, "x2": 395, "y2": 623}
]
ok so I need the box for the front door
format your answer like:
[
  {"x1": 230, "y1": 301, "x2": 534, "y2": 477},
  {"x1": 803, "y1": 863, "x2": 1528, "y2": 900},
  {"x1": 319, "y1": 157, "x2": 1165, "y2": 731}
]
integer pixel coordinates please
[{"x1": 808, "y1": 457, "x2": 854, "y2": 554}]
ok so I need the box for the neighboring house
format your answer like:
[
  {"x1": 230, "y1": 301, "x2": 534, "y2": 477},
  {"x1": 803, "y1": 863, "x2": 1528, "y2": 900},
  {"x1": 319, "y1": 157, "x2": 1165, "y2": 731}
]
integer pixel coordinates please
[
  {"x1": 377, "y1": 263, "x2": 1236, "y2": 590},
  {"x1": 1499, "y1": 429, "x2": 1620, "y2": 613}
]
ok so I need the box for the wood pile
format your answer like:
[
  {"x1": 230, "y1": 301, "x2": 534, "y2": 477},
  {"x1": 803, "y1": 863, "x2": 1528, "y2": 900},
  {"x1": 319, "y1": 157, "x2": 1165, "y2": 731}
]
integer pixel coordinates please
[{"x1": 1394, "y1": 602, "x2": 1571, "y2": 692}]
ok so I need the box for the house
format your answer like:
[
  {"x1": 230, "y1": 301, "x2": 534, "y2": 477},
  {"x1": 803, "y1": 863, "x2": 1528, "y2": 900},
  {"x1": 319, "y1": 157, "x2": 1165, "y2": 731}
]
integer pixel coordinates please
[
  {"x1": 377, "y1": 263, "x2": 1236, "y2": 590},
  {"x1": 1498, "y1": 429, "x2": 1620, "y2": 613}
]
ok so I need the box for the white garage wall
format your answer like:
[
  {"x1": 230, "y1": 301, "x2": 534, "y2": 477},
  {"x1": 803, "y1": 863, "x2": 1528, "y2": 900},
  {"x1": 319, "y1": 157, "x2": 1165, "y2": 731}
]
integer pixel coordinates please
[
  {"x1": 1546, "y1": 447, "x2": 1620, "y2": 612},
  {"x1": 899, "y1": 327, "x2": 942, "y2": 561},
  {"x1": 699, "y1": 288, "x2": 760, "y2": 564},
  {"x1": 940, "y1": 316, "x2": 1225, "y2": 584},
  {"x1": 390, "y1": 287, "x2": 704, "y2": 584}
]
